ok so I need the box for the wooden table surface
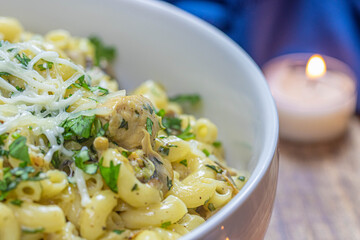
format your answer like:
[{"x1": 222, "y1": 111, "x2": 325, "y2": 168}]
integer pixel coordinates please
[{"x1": 265, "y1": 117, "x2": 360, "y2": 240}]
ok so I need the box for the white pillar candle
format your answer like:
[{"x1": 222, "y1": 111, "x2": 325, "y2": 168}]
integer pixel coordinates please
[{"x1": 263, "y1": 53, "x2": 357, "y2": 142}]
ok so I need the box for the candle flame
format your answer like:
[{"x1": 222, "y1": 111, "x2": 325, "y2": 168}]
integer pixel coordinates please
[{"x1": 306, "y1": 54, "x2": 326, "y2": 79}]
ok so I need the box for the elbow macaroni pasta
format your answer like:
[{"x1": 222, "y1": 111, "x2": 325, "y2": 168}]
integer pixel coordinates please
[{"x1": 0, "y1": 17, "x2": 249, "y2": 239}]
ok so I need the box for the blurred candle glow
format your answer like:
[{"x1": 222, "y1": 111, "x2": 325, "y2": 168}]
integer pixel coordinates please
[
  {"x1": 306, "y1": 54, "x2": 326, "y2": 79},
  {"x1": 263, "y1": 53, "x2": 357, "y2": 142}
]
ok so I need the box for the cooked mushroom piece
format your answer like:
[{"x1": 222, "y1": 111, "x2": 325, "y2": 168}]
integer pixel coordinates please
[
  {"x1": 141, "y1": 131, "x2": 174, "y2": 195},
  {"x1": 97, "y1": 95, "x2": 161, "y2": 150}
]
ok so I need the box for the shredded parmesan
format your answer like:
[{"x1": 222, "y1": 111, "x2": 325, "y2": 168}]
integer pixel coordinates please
[{"x1": 0, "y1": 40, "x2": 112, "y2": 162}]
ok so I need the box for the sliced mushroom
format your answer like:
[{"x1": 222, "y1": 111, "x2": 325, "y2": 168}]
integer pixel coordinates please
[
  {"x1": 141, "y1": 130, "x2": 173, "y2": 195},
  {"x1": 97, "y1": 95, "x2": 161, "y2": 150}
]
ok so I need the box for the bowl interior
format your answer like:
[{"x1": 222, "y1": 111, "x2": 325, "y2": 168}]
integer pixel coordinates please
[{"x1": 1, "y1": 0, "x2": 279, "y2": 238}]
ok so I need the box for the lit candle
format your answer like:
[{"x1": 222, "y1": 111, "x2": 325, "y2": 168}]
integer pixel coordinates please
[{"x1": 263, "y1": 53, "x2": 357, "y2": 142}]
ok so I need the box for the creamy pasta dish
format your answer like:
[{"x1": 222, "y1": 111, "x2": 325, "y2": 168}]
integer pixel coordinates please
[{"x1": 0, "y1": 17, "x2": 248, "y2": 240}]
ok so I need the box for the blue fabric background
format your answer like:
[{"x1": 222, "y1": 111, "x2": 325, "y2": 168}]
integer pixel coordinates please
[{"x1": 164, "y1": 0, "x2": 360, "y2": 112}]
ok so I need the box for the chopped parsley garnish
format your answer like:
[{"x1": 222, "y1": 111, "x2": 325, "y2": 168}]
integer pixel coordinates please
[
  {"x1": 93, "y1": 118, "x2": 108, "y2": 137},
  {"x1": 146, "y1": 117, "x2": 153, "y2": 135},
  {"x1": 202, "y1": 149, "x2": 210, "y2": 157},
  {"x1": 177, "y1": 124, "x2": 195, "y2": 140},
  {"x1": 121, "y1": 150, "x2": 131, "y2": 158},
  {"x1": 87, "y1": 97, "x2": 98, "y2": 102},
  {"x1": 88, "y1": 36, "x2": 116, "y2": 66},
  {"x1": 10, "y1": 199, "x2": 23, "y2": 206},
  {"x1": 99, "y1": 158, "x2": 120, "y2": 193},
  {"x1": 51, "y1": 151, "x2": 61, "y2": 169},
  {"x1": 0, "y1": 166, "x2": 45, "y2": 200},
  {"x1": 162, "y1": 117, "x2": 182, "y2": 135},
  {"x1": 158, "y1": 146, "x2": 170, "y2": 156},
  {"x1": 15, "y1": 53, "x2": 31, "y2": 67},
  {"x1": 156, "y1": 109, "x2": 165, "y2": 118},
  {"x1": 160, "y1": 221, "x2": 171, "y2": 229},
  {"x1": 61, "y1": 115, "x2": 96, "y2": 140},
  {"x1": 22, "y1": 227, "x2": 45, "y2": 234},
  {"x1": 119, "y1": 119, "x2": 129, "y2": 130},
  {"x1": 169, "y1": 94, "x2": 201, "y2": 105},
  {"x1": 161, "y1": 117, "x2": 196, "y2": 140},
  {"x1": 0, "y1": 133, "x2": 8, "y2": 145},
  {"x1": 90, "y1": 86, "x2": 109, "y2": 96},
  {"x1": 131, "y1": 183, "x2": 138, "y2": 191},
  {"x1": 113, "y1": 230, "x2": 125, "y2": 235},
  {"x1": 61, "y1": 115, "x2": 108, "y2": 141},
  {"x1": 0, "y1": 148, "x2": 8, "y2": 157},
  {"x1": 238, "y1": 176, "x2": 246, "y2": 182},
  {"x1": 11, "y1": 132, "x2": 21, "y2": 139},
  {"x1": 205, "y1": 164, "x2": 223, "y2": 174},
  {"x1": 15, "y1": 86, "x2": 24, "y2": 92},
  {"x1": 70, "y1": 75, "x2": 109, "y2": 96},
  {"x1": 9, "y1": 136, "x2": 30, "y2": 167},
  {"x1": 179, "y1": 159, "x2": 188, "y2": 167},
  {"x1": 207, "y1": 203, "x2": 216, "y2": 212},
  {"x1": 0, "y1": 72, "x2": 10, "y2": 76},
  {"x1": 212, "y1": 141, "x2": 222, "y2": 148},
  {"x1": 73, "y1": 148, "x2": 98, "y2": 175},
  {"x1": 72, "y1": 75, "x2": 90, "y2": 90},
  {"x1": 142, "y1": 103, "x2": 155, "y2": 115},
  {"x1": 37, "y1": 61, "x2": 53, "y2": 71},
  {"x1": 166, "y1": 176, "x2": 173, "y2": 190}
]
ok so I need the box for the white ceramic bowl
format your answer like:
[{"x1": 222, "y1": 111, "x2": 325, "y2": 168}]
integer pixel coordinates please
[{"x1": 2, "y1": 0, "x2": 279, "y2": 239}]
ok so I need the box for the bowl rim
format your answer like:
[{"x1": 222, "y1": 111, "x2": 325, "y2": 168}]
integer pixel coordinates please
[{"x1": 116, "y1": 0, "x2": 279, "y2": 238}]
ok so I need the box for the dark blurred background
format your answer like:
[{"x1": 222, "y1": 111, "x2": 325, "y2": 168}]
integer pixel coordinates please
[{"x1": 163, "y1": 0, "x2": 360, "y2": 112}]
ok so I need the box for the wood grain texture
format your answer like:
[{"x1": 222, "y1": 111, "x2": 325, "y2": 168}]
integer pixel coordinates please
[{"x1": 265, "y1": 118, "x2": 360, "y2": 240}]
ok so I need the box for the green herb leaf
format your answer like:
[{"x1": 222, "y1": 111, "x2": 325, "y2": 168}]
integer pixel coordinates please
[
  {"x1": 71, "y1": 75, "x2": 110, "y2": 96},
  {"x1": 88, "y1": 36, "x2": 116, "y2": 66},
  {"x1": 113, "y1": 230, "x2": 125, "y2": 235},
  {"x1": 11, "y1": 132, "x2": 21, "y2": 139},
  {"x1": 89, "y1": 86, "x2": 109, "y2": 96},
  {"x1": 121, "y1": 150, "x2": 131, "y2": 158},
  {"x1": 238, "y1": 176, "x2": 246, "y2": 182},
  {"x1": 0, "y1": 72, "x2": 10, "y2": 77},
  {"x1": 158, "y1": 146, "x2": 170, "y2": 156},
  {"x1": 61, "y1": 115, "x2": 96, "y2": 140},
  {"x1": 205, "y1": 164, "x2": 223, "y2": 174},
  {"x1": 161, "y1": 221, "x2": 172, "y2": 229},
  {"x1": 167, "y1": 176, "x2": 173, "y2": 190},
  {"x1": 212, "y1": 141, "x2": 222, "y2": 148},
  {"x1": 156, "y1": 109, "x2": 165, "y2": 118},
  {"x1": 202, "y1": 149, "x2": 210, "y2": 157},
  {"x1": 146, "y1": 117, "x2": 153, "y2": 135},
  {"x1": 179, "y1": 159, "x2": 188, "y2": 167},
  {"x1": 73, "y1": 75, "x2": 90, "y2": 90},
  {"x1": 142, "y1": 103, "x2": 154, "y2": 115},
  {"x1": 169, "y1": 94, "x2": 201, "y2": 105},
  {"x1": 177, "y1": 124, "x2": 195, "y2": 140},
  {"x1": 51, "y1": 151, "x2": 61, "y2": 169},
  {"x1": 131, "y1": 183, "x2": 138, "y2": 191},
  {"x1": 0, "y1": 133, "x2": 8, "y2": 145},
  {"x1": 99, "y1": 158, "x2": 120, "y2": 193},
  {"x1": 162, "y1": 117, "x2": 182, "y2": 135},
  {"x1": 15, "y1": 86, "x2": 24, "y2": 92},
  {"x1": 37, "y1": 61, "x2": 53, "y2": 71},
  {"x1": 0, "y1": 166, "x2": 44, "y2": 201},
  {"x1": 73, "y1": 148, "x2": 98, "y2": 175},
  {"x1": 22, "y1": 227, "x2": 45, "y2": 234},
  {"x1": 9, "y1": 136, "x2": 30, "y2": 166},
  {"x1": 207, "y1": 203, "x2": 216, "y2": 212},
  {"x1": 10, "y1": 199, "x2": 23, "y2": 206},
  {"x1": 0, "y1": 148, "x2": 8, "y2": 157},
  {"x1": 15, "y1": 53, "x2": 31, "y2": 67}
]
